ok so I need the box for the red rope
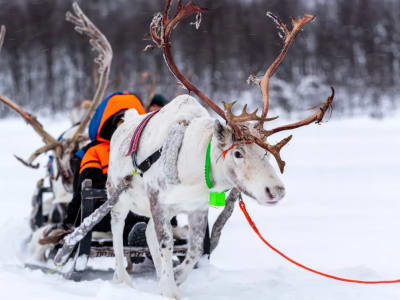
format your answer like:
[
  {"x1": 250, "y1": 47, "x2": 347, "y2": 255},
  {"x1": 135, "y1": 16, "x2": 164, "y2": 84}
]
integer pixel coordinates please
[
  {"x1": 222, "y1": 142, "x2": 253, "y2": 158},
  {"x1": 238, "y1": 199, "x2": 400, "y2": 284},
  {"x1": 223, "y1": 144, "x2": 237, "y2": 158}
]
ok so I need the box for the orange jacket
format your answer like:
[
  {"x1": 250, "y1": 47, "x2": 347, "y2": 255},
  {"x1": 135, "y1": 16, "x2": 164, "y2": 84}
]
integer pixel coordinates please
[{"x1": 80, "y1": 143, "x2": 110, "y2": 174}]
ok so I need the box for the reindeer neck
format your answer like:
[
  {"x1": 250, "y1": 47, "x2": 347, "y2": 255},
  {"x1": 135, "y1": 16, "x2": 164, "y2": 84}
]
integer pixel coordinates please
[
  {"x1": 177, "y1": 117, "x2": 232, "y2": 192},
  {"x1": 208, "y1": 131, "x2": 233, "y2": 192}
]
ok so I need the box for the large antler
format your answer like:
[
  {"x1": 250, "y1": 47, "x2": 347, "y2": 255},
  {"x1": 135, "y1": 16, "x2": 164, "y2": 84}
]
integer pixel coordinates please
[
  {"x1": 150, "y1": 1, "x2": 334, "y2": 173},
  {"x1": 246, "y1": 13, "x2": 334, "y2": 172},
  {"x1": 149, "y1": 0, "x2": 226, "y2": 120},
  {"x1": 64, "y1": 2, "x2": 112, "y2": 157},
  {"x1": 148, "y1": 1, "x2": 275, "y2": 127},
  {"x1": 259, "y1": 13, "x2": 315, "y2": 119},
  {"x1": 149, "y1": 1, "x2": 252, "y2": 138}
]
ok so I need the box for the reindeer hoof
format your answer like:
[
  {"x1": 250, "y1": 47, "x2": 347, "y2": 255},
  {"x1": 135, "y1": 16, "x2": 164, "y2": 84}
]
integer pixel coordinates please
[
  {"x1": 161, "y1": 287, "x2": 181, "y2": 300},
  {"x1": 113, "y1": 270, "x2": 133, "y2": 287}
]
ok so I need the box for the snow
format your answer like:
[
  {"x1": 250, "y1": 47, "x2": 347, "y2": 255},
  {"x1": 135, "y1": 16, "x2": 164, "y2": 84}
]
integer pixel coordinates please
[{"x1": 0, "y1": 115, "x2": 400, "y2": 299}]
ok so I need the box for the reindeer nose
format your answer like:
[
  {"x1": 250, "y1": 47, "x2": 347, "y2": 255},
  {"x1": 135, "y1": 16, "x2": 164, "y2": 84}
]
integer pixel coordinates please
[
  {"x1": 265, "y1": 187, "x2": 273, "y2": 199},
  {"x1": 265, "y1": 186, "x2": 285, "y2": 200}
]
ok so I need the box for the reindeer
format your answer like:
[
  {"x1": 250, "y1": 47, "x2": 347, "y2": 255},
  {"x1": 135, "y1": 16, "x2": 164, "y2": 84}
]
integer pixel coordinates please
[
  {"x1": 0, "y1": 3, "x2": 111, "y2": 181},
  {"x1": 0, "y1": 4, "x2": 112, "y2": 259},
  {"x1": 0, "y1": 3, "x2": 111, "y2": 195},
  {"x1": 107, "y1": 1, "x2": 333, "y2": 299}
]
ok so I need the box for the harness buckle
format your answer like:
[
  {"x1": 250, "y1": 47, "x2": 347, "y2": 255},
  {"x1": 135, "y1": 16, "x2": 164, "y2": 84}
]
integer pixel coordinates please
[{"x1": 131, "y1": 152, "x2": 139, "y2": 170}]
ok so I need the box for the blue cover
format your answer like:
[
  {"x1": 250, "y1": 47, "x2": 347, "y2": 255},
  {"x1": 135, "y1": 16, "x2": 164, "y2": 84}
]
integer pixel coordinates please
[{"x1": 75, "y1": 149, "x2": 85, "y2": 159}]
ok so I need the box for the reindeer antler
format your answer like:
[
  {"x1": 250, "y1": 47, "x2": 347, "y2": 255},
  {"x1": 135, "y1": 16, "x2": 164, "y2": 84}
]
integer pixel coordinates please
[
  {"x1": 223, "y1": 101, "x2": 279, "y2": 124},
  {"x1": 0, "y1": 95, "x2": 61, "y2": 168},
  {"x1": 258, "y1": 13, "x2": 315, "y2": 119},
  {"x1": 64, "y1": 2, "x2": 112, "y2": 156},
  {"x1": 150, "y1": 2, "x2": 334, "y2": 173},
  {"x1": 247, "y1": 13, "x2": 334, "y2": 172},
  {"x1": 264, "y1": 87, "x2": 335, "y2": 137},
  {"x1": 0, "y1": 3, "x2": 112, "y2": 176},
  {"x1": 149, "y1": 0, "x2": 226, "y2": 120},
  {"x1": 0, "y1": 27, "x2": 61, "y2": 169}
]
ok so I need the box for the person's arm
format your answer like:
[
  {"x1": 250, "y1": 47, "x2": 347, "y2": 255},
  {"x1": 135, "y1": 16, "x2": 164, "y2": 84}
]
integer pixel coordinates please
[{"x1": 64, "y1": 145, "x2": 107, "y2": 227}]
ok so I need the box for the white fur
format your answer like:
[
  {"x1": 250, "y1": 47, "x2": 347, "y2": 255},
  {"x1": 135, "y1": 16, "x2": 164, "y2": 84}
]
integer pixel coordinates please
[{"x1": 108, "y1": 95, "x2": 285, "y2": 298}]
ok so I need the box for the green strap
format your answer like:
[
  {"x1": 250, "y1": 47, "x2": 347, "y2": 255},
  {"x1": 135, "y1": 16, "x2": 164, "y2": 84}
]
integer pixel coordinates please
[
  {"x1": 205, "y1": 137, "x2": 226, "y2": 207},
  {"x1": 205, "y1": 139, "x2": 213, "y2": 189}
]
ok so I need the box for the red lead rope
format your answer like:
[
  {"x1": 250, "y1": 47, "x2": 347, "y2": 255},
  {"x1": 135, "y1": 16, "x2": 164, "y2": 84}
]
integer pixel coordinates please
[{"x1": 238, "y1": 199, "x2": 400, "y2": 284}]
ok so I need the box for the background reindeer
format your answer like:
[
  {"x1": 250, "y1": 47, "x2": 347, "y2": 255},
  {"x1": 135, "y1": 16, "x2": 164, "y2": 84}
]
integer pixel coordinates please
[
  {"x1": 0, "y1": 3, "x2": 113, "y2": 259},
  {"x1": 107, "y1": 1, "x2": 333, "y2": 299}
]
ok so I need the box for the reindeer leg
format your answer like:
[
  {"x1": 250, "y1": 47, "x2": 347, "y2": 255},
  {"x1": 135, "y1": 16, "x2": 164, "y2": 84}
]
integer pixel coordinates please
[
  {"x1": 148, "y1": 186, "x2": 180, "y2": 299},
  {"x1": 111, "y1": 204, "x2": 132, "y2": 286},
  {"x1": 146, "y1": 218, "x2": 162, "y2": 279},
  {"x1": 174, "y1": 209, "x2": 208, "y2": 285}
]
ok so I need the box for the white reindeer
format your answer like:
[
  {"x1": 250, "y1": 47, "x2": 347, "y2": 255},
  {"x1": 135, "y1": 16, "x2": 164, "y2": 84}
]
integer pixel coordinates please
[{"x1": 107, "y1": 2, "x2": 334, "y2": 299}]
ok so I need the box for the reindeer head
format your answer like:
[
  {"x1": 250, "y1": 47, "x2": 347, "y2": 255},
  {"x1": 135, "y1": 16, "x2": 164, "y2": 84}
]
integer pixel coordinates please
[
  {"x1": 213, "y1": 120, "x2": 285, "y2": 205},
  {"x1": 149, "y1": 0, "x2": 334, "y2": 204}
]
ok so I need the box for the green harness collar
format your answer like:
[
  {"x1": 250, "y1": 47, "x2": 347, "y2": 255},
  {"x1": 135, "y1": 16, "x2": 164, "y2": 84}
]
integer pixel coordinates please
[{"x1": 205, "y1": 138, "x2": 226, "y2": 207}]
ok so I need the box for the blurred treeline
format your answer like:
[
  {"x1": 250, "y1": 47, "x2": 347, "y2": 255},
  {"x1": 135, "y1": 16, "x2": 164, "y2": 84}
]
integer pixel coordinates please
[{"x1": 0, "y1": 0, "x2": 399, "y2": 118}]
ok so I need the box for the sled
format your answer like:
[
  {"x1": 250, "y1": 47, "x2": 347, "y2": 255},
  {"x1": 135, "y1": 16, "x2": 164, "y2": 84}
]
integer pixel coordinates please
[{"x1": 26, "y1": 179, "x2": 191, "y2": 280}]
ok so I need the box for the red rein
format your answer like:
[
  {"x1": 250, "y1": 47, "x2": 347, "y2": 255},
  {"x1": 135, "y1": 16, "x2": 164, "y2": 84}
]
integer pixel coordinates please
[
  {"x1": 238, "y1": 199, "x2": 400, "y2": 284},
  {"x1": 223, "y1": 144, "x2": 237, "y2": 158},
  {"x1": 223, "y1": 142, "x2": 253, "y2": 158}
]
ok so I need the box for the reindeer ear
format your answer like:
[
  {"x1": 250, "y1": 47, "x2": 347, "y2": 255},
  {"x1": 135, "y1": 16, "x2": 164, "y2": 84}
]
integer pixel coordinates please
[{"x1": 213, "y1": 120, "x2": 233, "y2": 149}]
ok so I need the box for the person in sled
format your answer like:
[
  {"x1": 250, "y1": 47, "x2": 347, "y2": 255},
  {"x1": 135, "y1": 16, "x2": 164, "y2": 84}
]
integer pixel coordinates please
[
  {"x1": 39, "y1": 92, "x2": 210, "y2": 259},
  {"x1": 63, "y1": 91, "x2": 149, "y2": 246},
  {"x1": 148, "y1": 94, "x2": 168, "y2": 112},
  {"x1": 63, "y1": 92, "x2": 176, "y2": 246}
]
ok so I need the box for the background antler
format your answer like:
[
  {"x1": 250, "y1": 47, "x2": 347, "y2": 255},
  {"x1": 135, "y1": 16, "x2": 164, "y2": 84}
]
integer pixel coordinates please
[
  {"x1": 0, "y1": 3, "x2": 112, "y2": 174},
  {"x1": 0, "y1": 95, "x2": 61, "y2": 168},
  {"x1": 0, "y1": 26, "x2": 60, "y2": 168},
  {"x1": 64, "y1": 2, "x2": 112, "y2": 156}
]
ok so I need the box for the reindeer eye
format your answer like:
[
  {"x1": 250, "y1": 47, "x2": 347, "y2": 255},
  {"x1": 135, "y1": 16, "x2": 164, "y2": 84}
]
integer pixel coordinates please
[{"x1": 234, "y1": 151, "x2": 243, "y2": 159}]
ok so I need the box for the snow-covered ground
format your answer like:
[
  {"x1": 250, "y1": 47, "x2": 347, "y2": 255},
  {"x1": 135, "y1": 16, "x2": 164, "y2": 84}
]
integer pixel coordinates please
[{"x1": 0, "y1": 115, "x2": 400, "y2": 300}]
